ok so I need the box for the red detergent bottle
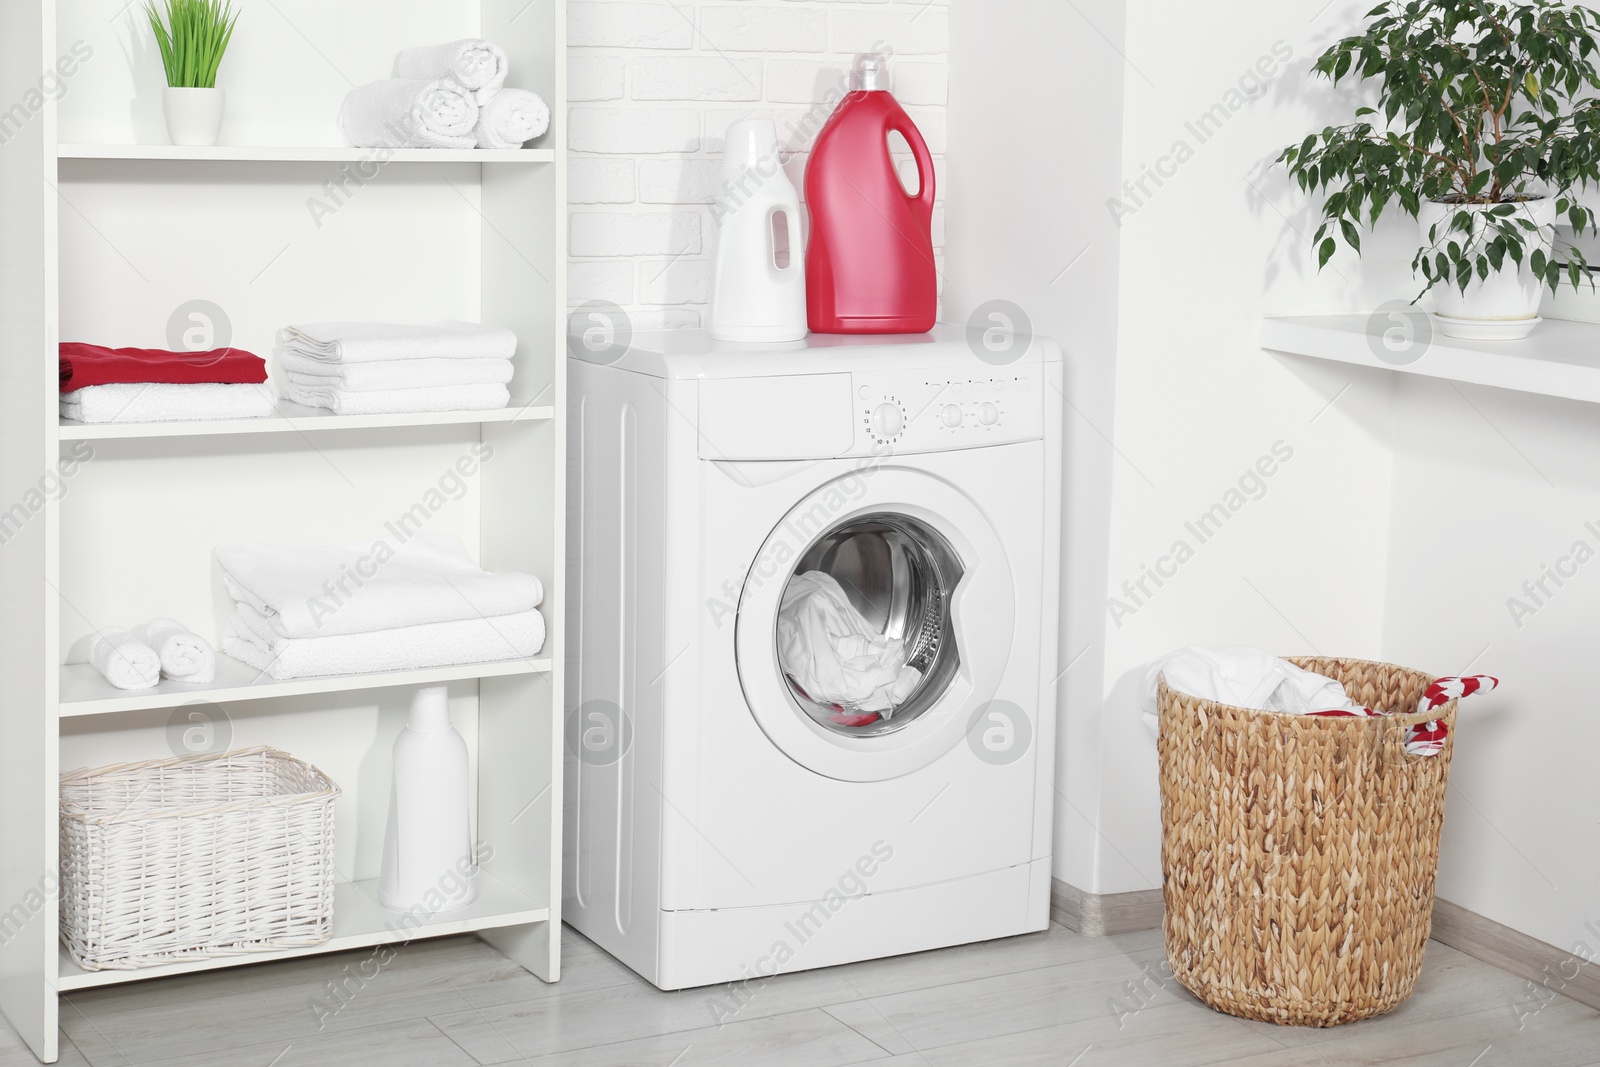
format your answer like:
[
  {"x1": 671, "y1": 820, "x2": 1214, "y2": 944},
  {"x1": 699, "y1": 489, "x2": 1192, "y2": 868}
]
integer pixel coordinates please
[{"x1": 804, "y1": 53, "x2": 937, "y2": 334}]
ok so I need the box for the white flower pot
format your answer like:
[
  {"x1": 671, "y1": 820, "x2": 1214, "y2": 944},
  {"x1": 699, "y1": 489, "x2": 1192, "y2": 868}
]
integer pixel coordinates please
[
  {"x1": 162, "y1": 87, "x2": 225, "y2": 147},
  {"x1": 1417, "y1": 197, "x2": 1557, "y2": 339}
]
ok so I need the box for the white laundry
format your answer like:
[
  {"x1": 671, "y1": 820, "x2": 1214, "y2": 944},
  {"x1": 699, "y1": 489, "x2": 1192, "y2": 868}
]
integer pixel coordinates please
[
  {"x1": 279, "y1": 378, "x2": 509, "y2": 415},
  {"x1": 474, "y1": 88, "x2": 550, "y2": 149},
  {"x1": 275, "y1": 350, "x2": 514, "y2": 391},
  {"x1": 89, "y1": 626, "x2": 161, "y2": 690},
  {"x1": 61, "y1": 382, "x2": 275, "y2": 423},
  {"x1": 1138, "y1": 645, "x2": 1363, "y2": 732},
  {"x1": 338, "y1": 78, "x2": 478, "y2": 149},
  {"x1": 777, "y1": 571, "x2": 922, "y2": 714},
  {"x1": 143, "y1": 616, "x2": 215, "y2": 684},
  {"x1": 392, "y1": 39, "x2": 508, "y2": 105},
  {"x1": 225, "y1": 603, "x2": 544, "y2": 680},
  {"x1": 280, "y1": 321, "x2": 518, "y2": 364},
  {"x1": 214, "y1": 531, "x2": 543, "y2": 639}
]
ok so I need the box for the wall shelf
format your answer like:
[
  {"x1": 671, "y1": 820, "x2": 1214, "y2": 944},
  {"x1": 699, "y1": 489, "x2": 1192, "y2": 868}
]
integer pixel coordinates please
[
  {"x1": 58, "y1": 403, "x2": 556, "y2": 441},
  {"x1": 59, "y1": 655, "x2": 553, "y2": 717},
  {"x1": 1261, "y1": 314, "x2": 1600, "y2": 405},
  {"x1": 58, "y1": 144, "x2": 555, "y2": 164},
  {"x1": 56, "y1": 871, "x2": 549, "y2": 990}
]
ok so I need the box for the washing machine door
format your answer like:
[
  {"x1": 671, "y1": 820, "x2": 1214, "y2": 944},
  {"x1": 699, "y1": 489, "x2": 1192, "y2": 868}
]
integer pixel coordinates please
[{"x1": 735, "y1": 467, "x2": 1017, "y2": 782}]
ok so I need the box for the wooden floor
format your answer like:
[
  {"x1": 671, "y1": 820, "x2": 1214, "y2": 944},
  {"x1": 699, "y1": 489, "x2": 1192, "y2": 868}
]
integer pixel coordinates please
[{"x1": 5, "y1": 923, "x2": 1597, "y2": 1066}]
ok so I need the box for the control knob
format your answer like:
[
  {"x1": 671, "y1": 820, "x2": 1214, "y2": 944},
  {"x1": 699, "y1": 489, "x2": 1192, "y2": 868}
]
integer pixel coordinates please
[
  {"x1": 940, "y1": 404, "x2": 963, "y2": 428},
  {"x1": 979, "y1": 402, "x2": 1000, "y2": 426},
  {"x1": 871, "y1": 402, "x2": 905, "y2": 438}
]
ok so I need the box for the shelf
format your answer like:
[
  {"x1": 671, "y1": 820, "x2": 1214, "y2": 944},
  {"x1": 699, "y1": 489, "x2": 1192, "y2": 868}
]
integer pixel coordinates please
[
  {"x1": 58, "y1": 402, "x2": 555, "y2": 441},
  {"x1": 56, "y1": 871, "x2": 549, "y2": 990},
  {"x1": 60, "y1": 654, "x2": 552, "y2": 717},
  {"x1": 1261, "y1": 314, "x2": 1600, "y2": 405},
  {"x1": 57, "y1": 144, "x2": 554, "y2": 164}
]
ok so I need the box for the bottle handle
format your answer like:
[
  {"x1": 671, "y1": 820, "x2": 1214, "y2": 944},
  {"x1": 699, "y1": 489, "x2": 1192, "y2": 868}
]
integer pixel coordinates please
[
  {"x1": 888, "y1": 113, "x2": 936, "y2": 222},
  {"x1": 782, "y1": 205, "x2": 803, "y2": 271}
]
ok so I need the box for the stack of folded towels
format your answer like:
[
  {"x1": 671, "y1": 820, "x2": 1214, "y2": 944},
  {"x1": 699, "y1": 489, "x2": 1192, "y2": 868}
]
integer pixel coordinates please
[
  {"x1": 275, "y1": 321, "x2": 517, "y2": 415},
  {"x1": 60, "y1": 343, "x2": 275, "y2": 424},
  {"x1": 339, "y1": 39, "x2": 551, "y2": 150},
  {"x1": 214, "y1": 532, "x2": 544, "y2": 680}
]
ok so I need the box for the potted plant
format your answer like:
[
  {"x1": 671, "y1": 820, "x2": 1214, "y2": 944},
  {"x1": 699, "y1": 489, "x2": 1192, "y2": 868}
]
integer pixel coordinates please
[
  {"x1": 1282, "y1": 0, "x2": 1600, "y2": 339},
  {"x1": 146, "y1": 0, "x2": 239, "y2": 147}
]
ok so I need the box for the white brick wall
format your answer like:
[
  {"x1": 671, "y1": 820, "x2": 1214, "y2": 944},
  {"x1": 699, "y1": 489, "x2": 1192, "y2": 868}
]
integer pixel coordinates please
[{"x1": 567, "y1": 0, "x2": 950, "y2": 329}]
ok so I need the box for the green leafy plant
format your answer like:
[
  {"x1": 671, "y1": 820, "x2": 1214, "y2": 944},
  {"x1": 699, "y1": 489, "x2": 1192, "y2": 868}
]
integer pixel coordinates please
[
  {"x1": 1280, "y1": 0, "x2": 1600, "y2": 297},
  {"x1": 145, "y1": 0, "x2": 239, "y2": 90}
]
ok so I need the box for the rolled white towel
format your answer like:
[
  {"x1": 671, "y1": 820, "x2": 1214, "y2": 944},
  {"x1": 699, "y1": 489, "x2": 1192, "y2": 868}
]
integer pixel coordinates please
[
  {"x1": 144, "y1": 617, "x2": 216, "y2": 684},
  {"x1": 275, "y1": 351, "x2": 514, "y2": 391},
  {"x1": 280, "y1": 322, "x2": 518, "y2": 364},
  {"x1": 278, "y1": 380, "x2": 510, "y2": 416},
  {"x1": 474, "y1": 89, "x2": 549, "y2": 149},
  {"x1": 89, "y1": 627, "x2": 161, "y2": 690},
  {"x1": 393, "y1": 39, "x2": 508, "y2": 104},
  {"x1": 339, "y1": 78, "x2": 478, "y2": 149}
]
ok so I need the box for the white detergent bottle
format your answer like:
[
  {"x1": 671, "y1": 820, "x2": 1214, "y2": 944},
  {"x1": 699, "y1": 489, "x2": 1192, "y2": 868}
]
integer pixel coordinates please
[
  {"x1": 709, "y1": 118, "x2": 808, "y2": 342},
  {"x1": 379, "y1": 685, "x2": 477, "y2": 914}
]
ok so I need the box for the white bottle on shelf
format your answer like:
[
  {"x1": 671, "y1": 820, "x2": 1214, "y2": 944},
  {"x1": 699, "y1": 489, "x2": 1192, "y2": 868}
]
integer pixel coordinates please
[
  {"x1": 379, "y1": 685, "x2": 477, "y2": 914},
  {"x1": 709, "y1": 118, "x2": 808, "y2": 343}
]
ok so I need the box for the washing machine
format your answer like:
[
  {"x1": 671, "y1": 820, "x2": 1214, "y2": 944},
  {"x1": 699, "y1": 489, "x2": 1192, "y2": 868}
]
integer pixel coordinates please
[{"x1": 565, "y1": 326, "x2": 1062, "y2": 989}]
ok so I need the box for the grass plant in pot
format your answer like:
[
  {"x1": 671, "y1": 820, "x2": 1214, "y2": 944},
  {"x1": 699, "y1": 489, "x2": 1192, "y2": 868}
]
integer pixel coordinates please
[
  {"x1": 1282, "y1": 0, "x2": 1600, "y2": 340},
  {"x1": 146, "y1": 0, "x2": 239, "y2": 147}
]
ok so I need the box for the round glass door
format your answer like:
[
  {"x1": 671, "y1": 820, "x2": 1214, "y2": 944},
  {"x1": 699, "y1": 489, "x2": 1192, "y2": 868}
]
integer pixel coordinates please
[{"x1": 775, "y1": 513, "x2": 963, "y2": 737}]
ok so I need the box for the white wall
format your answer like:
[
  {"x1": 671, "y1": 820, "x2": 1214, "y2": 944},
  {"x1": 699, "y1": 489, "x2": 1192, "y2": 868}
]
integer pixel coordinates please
[
  {"x1": 1382, "y1": 365, "x2": 1600, "y2": 955},
  {"x1": 950, "y1": 0, "x2": 1405, "y2": 897},
  {"x1": 566, "y1": 0, "x2": 949, "y2": 325},
  {"x1": 943, "y1": 0, "x2": 1125, "y2": 893}
]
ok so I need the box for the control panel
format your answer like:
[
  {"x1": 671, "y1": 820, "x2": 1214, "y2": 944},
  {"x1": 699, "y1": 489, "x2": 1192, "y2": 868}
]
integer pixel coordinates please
[
  {"x1": 694, "y1": 367, "x2": 1050, "y2": 461},
  {"x1": 853, "y1": 369, "x2": 1044, "y2": 454}
]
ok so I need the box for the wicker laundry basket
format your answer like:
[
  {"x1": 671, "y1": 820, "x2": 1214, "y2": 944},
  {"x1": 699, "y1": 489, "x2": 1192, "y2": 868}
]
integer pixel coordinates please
[
  {"x1": 1158, "y1": 657, "x2": 1458, "y2": 1027},
  {"x1": 59, "y1": 746, "x2": 340, "y2": 971}
]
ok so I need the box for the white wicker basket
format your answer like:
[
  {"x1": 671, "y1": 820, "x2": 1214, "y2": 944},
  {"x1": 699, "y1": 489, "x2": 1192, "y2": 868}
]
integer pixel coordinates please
[{"x1": 59, "y1": 746, "x2": 340, "y2": 971}]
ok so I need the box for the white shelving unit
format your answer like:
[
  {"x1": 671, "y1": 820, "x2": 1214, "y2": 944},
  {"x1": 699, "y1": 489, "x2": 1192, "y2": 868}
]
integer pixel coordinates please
[
  {"x1": 1262, "y1": 313, "x2": 1600, "y2": 404},
  {"x1": 0, "y1": 2, "x2": 565, "y2": 1061}
]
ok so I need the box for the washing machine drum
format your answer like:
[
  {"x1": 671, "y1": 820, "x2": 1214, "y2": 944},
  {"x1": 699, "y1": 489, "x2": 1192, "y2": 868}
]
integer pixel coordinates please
[
  {"x1": 777, "y1": 515, "x2": 962, "y2": 736},
  {"x1": 736, "y1": 469, "x2": 1017, "y2": 782}
]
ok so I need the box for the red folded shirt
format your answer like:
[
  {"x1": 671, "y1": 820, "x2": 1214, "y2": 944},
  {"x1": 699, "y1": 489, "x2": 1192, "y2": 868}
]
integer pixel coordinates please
[{"x1": 59, "y1": 343, "x2": 268, "y2": 392}]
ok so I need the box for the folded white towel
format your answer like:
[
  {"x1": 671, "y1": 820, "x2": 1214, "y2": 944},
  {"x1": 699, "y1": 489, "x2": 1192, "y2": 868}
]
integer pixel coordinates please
[
  {"x1": 224, "y1": 604, "x2": 545, "y2": 680},
  {"x1": 338, "y1": 78, "x2": 478, "y2": 149},
  {"x1": 89, "y1": 627, "x2": 161, "y2": 690},
  {"x1": 214, "y1": 531, "x2": 543, "y2": 639},
  {"x1": 393, "y1": 39, "x2": 508, "y2": 105},
  {"x1": 474, "y1": 88, "x2": 549, "y2": 149},
  {"x1": 61, "y1": 383, "x2": 276, "y2": 424},
  {"x1": 275, "y1": 351, "x2": 514, "y2": 391},
  {"x1": 143, "y1": 616, "x2": 216, "y2": 684},
  {"x1": 279, "y1": 380, "x2": 510, "y2": 415},
  {"x1": 281, "y1": 322, "x2": 518, "y2": 364}
]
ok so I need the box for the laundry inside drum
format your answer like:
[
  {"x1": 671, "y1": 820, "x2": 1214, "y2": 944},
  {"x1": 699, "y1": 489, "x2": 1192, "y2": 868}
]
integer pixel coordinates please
[{"x1": 775, "y1": 513, "x2": 963, "y2": 736}]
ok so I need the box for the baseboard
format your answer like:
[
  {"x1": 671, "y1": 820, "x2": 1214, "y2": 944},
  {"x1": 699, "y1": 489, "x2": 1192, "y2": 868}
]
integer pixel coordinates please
[
  {"x1": 1050, "y1": 878, "x2": 1164, "y2": 936},
  {"x1": 1048, "y1": 880, "x2": 1600, "y2": 1011},
  {"x1": 1430, "y1": 898, "x2": 1600, "y2": 1012}
]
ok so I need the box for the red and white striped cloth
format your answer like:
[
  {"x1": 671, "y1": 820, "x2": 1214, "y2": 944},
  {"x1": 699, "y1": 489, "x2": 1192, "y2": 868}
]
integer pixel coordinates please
[{"x1": 1307, "y1": 675, "x2": 1498, "y2": 756}]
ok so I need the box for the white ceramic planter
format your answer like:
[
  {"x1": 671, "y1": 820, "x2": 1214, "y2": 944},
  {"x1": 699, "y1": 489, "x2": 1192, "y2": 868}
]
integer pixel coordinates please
[
  {"x1": 162, "y1": 87, "x2": 225, "y2": 147},
  {"x1": 1418, "y1": 197, "x2": 1557, "y2": 339}
]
